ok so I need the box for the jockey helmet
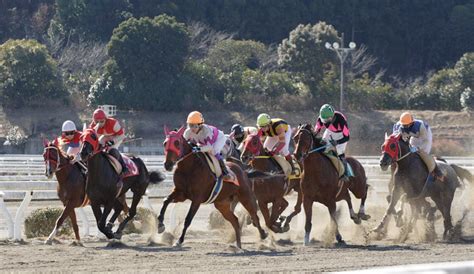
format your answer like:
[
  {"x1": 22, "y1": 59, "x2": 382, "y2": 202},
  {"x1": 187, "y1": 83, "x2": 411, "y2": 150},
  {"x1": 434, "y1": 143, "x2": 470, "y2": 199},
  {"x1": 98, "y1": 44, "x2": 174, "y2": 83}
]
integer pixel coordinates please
[
  {"x1": 187, "y1": 111, "x2": 204, "y2": 124},
  {"x1": 320, "y1": 104, "x2": 335, "y2": 122},
  {"x1": 62, "y1": 120, "x2": 76, "y2": 132},
  {"x1": 256, "y1": 113, "x2": 271, "y2": 128},
  {"x1": 93, "y1": 109, "x2": 107, "y2": 121},
  {"x1": 231, "y1": 124, "x2": 244, "y2": 137},
  {"x1": 400, "y1": 112, "x2": 414, "y2": 126}
]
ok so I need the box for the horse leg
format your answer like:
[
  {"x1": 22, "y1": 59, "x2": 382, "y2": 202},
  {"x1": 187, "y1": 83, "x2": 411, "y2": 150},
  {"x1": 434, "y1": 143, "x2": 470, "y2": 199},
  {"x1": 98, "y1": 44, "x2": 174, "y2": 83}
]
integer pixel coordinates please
[
  {"x1": 117, "y1": 194, "x2": 129, "y2": 222},
  {"x1": 175, "y1": 201, "x2": 200, "y2": 247},
  {"x1": 69, "y1": 208, "x2": 81, "y2": 243},
  {"x1": 344, "y1": 190, "x2": 361, "y2": 225},
  {"x1": 115, "y1": 192, "x2": 142, "y2": 238},
  {"x1": 107, "y1": 199, "x2": 124, "y2": 230},
  {"x1": 258, "y1": 200, "x2": 274, "y2": 232},
  {"x1": 303, "y1": 198, "x2": 313, "y2": 246},
  {"x1": 328, "y1": 202, "x2": 344, "y2": 244},
  {"x1": 276, "y1": 198, "x2": 289, "y2": 232},
  {"x1": 432, "y1": 194, "x2": 454, "y2": 240},
  {"x1": 238, "y1": 190, "x2": 268, "y2": 240},
  {"x1": 214, "y1": 200, "x2": 242, "y2": 249},
  {"x1": 45, "y1": 203, "x2": 74, "y2": 244},
  {"x1": 358, "y1": 184, "x2": 371, "y2": 220},
  {"x1": 373, "y1": 182, "x2": 403, "y2": 235},
  {"x1": 92, "y1": 202, "x2": 114, "y2": 239},
  {"x1": 283, "y1": 183, "x2": 302, "y2": 229},
  {"x1": 157, "y1": 191, "x2": 179, "y2": 233}
]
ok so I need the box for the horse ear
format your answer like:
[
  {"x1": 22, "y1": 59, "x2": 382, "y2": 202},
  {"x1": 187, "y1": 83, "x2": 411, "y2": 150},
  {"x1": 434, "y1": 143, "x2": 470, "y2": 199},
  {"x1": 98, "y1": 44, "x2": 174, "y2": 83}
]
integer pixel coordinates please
[
  {"x1": 292, "y1": 127, "x2": 297, "y2": 136},
  {"x1": 229, "y1": 131, "x2": 235, "y2": 139},
  {"x1": 164, "y1": 125, "x2": 170, "y2": 135},
  {"x1": 177, "y1": 125, "x2": 186, "y2": 136},
  {"x1": 83, "y1": 123, "x2": 87, "y2": 132},
  {"x1": 385, "y1": 132, "x2": 389, "y2": 139},
  {"x1": 43, "y1": 138, "x2": 49, "y2": 147}
]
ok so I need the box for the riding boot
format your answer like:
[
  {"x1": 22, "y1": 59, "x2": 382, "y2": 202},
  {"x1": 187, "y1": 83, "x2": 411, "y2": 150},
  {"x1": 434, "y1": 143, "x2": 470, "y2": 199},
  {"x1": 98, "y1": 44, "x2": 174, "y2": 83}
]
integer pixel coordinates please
[
  {"x1": 432, "y1": 164, "x2": 445, "y2": 183},
  {"x1": 339, "y1": 155, "x2": 350, "y2": 183},
  {"x1": 218, "y1": 158, "x2": 232, "y2": 181},
  {"x1": 285, "y1": 155, "x2": 297, "y2": 175},
  {"x1": 109, "y1": 148, "x2": 128, "y2": 175}
]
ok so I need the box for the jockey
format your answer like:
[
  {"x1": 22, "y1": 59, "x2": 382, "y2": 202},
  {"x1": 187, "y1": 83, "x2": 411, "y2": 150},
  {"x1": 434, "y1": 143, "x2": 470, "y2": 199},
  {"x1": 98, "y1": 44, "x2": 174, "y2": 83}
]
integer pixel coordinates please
[
  {"x1": 393, "y1": 112, "x2": 445, "y2": 182},
  {"x1": 230, "y1": 124, "x2": 258, "y2": 152},
  {"x1": 89, "y1": 108, "x2": 128, "y2": 174},
  {"x1": 53, "y1": 120, "x2": 82, "y2": 159},
  {"x1": 314, "y1": 104, "x2": 351, "y2": 182},
  {"x1": 183, "y1": 111, "x2": 231, "y2": 180},
  {"x1": 256, "y1": 113, "x2": 296, "y2": 175}
]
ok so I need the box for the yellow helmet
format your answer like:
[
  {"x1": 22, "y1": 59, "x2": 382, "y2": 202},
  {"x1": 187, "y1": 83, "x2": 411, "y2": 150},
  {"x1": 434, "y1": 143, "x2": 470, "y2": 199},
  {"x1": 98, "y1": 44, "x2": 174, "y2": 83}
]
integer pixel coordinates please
[
  {"x1": 256, "y1": 113, "x2": 271, "y2": 127},
  {"x1": 187, "y1": 111, "x2": 204, "y2": 124},
  {"x1": 399, "y1": 112, "x2": 414, "y2": 126}
]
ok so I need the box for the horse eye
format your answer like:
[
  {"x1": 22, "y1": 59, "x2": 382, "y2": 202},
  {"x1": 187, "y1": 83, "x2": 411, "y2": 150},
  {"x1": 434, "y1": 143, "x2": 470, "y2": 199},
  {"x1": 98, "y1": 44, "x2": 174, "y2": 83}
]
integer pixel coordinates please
[
  {"x1": 174, "y1": 140, "x2": 180, "y2": 147},
  {"x1": 91, "y1": 133, "x2": 97, "y2": 141},
  {"x1": 389, "y1": 143, "x2": 396, "y2": 150}
]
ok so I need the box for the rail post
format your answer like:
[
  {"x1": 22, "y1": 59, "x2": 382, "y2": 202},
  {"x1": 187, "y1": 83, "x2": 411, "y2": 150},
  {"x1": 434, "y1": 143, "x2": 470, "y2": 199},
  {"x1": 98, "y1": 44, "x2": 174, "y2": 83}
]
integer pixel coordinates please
[
  {"x1": 0, "y1": 191, "x2": 14, "y2": 239},
  {"x1": 13, "y1": 190, "x2": 33, "y2": 240}
]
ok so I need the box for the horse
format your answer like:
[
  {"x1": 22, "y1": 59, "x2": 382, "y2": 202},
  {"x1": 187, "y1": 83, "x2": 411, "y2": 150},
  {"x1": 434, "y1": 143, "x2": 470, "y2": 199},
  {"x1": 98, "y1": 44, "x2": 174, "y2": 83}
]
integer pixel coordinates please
[
  {"x1": 293, "y1": 124, "x2": 370, "y2": 245},
  {"x1": 42, "y1": 140, "x2": 131, "y2": 244},
  {"x1": 375, "y1": 132, "x2": 471, "y2": 240},
  {"x1": 157, "y1": 126, "x2": 267, "y2": 248},
  {"x1": 247, "y1": 170, "x2": 290, "y2": 233},
  {"x1": 79, "y1": 129, "x2": 165, "y2": 239}
]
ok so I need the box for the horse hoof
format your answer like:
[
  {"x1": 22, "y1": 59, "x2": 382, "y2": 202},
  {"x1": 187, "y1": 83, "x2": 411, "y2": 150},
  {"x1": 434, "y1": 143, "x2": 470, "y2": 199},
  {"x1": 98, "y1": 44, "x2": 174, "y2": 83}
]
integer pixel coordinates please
[
  {"x1": 44, "y1": 239, "x2": 53, "y2": 245},
  {"x1": 260, "y1": 231, "x2": 268, "y2": 240},
  {"x1": 279, "y1": 215, "x2": 287, "y2": 222},
  {"x1": 173, "y1": 241, "x2": 182, "y2": 248},
  {"x1": 351, "y1": 217, "x2": 362, "y2": 225},
  {"x1": 114, "y1": 232, "x2": 123, "y2": 240},
  {"x1": 158, "y1": 224, "x2": 165, "y2": 234},
  {"x1": 358, "y1": 213, "x2": 371, "y2": 221},
  {"x1": 282, "y1": 224, "x2": 290, "y2": 233}
]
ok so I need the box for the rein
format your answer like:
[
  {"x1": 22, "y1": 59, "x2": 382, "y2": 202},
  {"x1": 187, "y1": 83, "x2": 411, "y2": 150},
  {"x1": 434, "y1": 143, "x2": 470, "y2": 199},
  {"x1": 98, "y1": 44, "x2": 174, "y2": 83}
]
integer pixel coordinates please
[
  {"x1": 295, "y1": 128, "x2": 329, "y2": 160},
  {"x1": 44, "y1": 146, "x2": 69, "y2": 172}
]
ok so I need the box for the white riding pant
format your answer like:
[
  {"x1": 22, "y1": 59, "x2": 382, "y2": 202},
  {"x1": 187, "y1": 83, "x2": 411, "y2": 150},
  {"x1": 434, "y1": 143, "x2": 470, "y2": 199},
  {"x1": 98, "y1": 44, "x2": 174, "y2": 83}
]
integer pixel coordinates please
[
  {"x1": 322, "y1": 130, "x2": 347, "y2": 156},
  {"x1": 409, "y1": 127, "x2": 432, "y2": 154},
  {"x1": 263, "y1": 126, "x2": 292, "y2": 156}
]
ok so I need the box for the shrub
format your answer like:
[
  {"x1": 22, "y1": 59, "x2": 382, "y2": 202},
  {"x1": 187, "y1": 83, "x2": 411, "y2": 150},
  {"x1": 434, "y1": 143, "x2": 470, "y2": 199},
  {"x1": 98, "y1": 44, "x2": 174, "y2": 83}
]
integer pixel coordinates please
[
  {"x1": 460, "y1": 87, "x2": 474, "y2": 111},
  {"x1": 24, "y1": 207, "x2": 72, "y2": 238}
]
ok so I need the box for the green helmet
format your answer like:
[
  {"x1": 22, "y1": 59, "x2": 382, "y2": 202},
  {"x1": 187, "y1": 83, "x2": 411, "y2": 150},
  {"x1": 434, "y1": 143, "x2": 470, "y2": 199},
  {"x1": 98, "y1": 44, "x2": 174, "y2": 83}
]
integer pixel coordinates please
[
  {"x1": 320, "y1": 104, "x2": 335, "y2": 122},
  {"x1": 257, "y1": 113, "x2": 271, "y2": 127}
]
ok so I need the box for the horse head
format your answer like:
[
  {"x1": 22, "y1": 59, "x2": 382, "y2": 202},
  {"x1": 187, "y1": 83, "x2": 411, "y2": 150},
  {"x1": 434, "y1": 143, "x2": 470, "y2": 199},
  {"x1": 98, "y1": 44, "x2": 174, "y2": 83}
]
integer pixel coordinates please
[
  {"x1": 42, "y1": 139, "x2": 68, "y2": 178},
  {"x1": 163, "y1": 125, "x2": 186, "y2": 171},
  {"x1": 293, "y1": 124, "x2": 325, "y2": 162},
  {"x1": 380, "y1": 132, "x2": 411, "y2": 171},
  {"x1": 240, "y1": 130, "x2": 264, "y2": 164},
  {"x1": 80, "y1": 128, "x2": 100, "y2": 162}
]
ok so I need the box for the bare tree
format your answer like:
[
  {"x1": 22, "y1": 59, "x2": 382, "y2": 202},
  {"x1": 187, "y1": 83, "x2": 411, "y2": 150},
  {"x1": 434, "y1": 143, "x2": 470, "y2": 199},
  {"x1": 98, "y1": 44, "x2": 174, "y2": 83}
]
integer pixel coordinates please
[
  {"x1": 187, "y1": 21, "x2": 234, "y2": 60},
  {"x1": 348, "y1": 44, "x2": 378, "y2": 79}
]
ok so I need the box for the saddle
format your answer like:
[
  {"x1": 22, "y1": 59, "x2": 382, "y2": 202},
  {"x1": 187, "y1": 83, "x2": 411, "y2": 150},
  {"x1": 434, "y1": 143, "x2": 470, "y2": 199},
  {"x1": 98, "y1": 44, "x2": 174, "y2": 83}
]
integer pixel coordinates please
[
  {"x1": 202, "y1": 153, "x2": 238, "y2": 185},
  {"x1": 322, "y1": 151, "x2": 354, "y2": 178},
  {"x1": 271, "y1": 155, "x2": 302, "y2": 180},
  {"x1": 105, "y1": 154, "x2": 139, "y2": 178}
]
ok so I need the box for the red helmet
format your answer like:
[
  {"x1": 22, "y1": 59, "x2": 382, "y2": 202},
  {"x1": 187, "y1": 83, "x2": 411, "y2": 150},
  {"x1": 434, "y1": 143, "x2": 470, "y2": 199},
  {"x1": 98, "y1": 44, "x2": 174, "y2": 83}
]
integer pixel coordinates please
[{"x1": 93, "y1": 109, "x2": 107, "y2": 121}]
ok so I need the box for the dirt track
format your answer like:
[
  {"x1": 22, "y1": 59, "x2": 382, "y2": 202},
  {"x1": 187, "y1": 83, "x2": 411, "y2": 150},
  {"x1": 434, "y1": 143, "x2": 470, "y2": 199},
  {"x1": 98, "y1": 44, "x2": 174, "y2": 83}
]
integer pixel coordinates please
[{"x1": 1, "y1": 195, "x2": 473, "y2": 273}]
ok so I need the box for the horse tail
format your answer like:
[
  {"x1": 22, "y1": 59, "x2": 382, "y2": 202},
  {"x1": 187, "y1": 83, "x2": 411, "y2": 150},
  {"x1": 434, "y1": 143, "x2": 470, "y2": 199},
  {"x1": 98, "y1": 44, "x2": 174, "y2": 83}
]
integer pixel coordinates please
[
  {"x1": 450, "y1": 164, "x2": 472, "y2": 185},
  {"x1": 149, "y1": 171, "x2": 166, "y2": 184}
]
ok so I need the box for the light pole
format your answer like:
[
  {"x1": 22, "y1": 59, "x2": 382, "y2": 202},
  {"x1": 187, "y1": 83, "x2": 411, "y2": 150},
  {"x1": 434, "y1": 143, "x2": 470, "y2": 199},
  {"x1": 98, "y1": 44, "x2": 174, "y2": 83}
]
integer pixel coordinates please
[{"x1": 325, "y1": 33, "x2": 356, "y2": 111}]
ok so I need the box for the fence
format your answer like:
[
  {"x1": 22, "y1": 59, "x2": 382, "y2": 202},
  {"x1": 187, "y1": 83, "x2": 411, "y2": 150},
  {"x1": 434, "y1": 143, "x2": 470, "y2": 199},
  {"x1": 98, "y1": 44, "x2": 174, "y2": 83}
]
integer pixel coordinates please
[{"x1": 1, "y1": 154, "x2": 473, "y2": 240}]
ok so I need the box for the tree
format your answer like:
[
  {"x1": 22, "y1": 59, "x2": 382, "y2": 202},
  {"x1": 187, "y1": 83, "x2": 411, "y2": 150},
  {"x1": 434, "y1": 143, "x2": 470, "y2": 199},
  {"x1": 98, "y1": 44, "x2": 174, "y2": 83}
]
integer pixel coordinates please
[
  {"x1": 278, "y1": 21, "x2": 339, "y2": 94},
  {"x1": 90, "y1": 15, "x2": 190, "y2": 110},
  {"x1": 206, "y1": 40, "x2": 267, "y2": 73},
  {"x1": 0, "y1": 39, "x2": 66, "y2": 107}
]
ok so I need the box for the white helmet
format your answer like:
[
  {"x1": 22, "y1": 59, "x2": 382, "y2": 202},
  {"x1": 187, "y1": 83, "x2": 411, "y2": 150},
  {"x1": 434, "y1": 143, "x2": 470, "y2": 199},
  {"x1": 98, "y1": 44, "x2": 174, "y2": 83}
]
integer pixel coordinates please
[{"x1": 62, "y1": 120, "x2": 77, "y2": 132}]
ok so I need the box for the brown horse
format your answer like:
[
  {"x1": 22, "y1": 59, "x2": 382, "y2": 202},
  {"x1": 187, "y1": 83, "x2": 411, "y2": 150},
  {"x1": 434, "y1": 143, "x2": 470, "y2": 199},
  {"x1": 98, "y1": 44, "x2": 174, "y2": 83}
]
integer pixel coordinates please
[
  {"x1": 240, "y1": 131, "x2": 302, "y2": 232},
  {"x1": 247, "y1": 170, "x2": 290, "y2": 233},
  {"x1": 42, "y1": 140, "x2": 130, "y2": 244},
  {"x1": 158, "y1": 126, "x2": 267, "y2": 248},
  {"x1": 293, "y1": 124, "x2": 370, "y2": 245}
]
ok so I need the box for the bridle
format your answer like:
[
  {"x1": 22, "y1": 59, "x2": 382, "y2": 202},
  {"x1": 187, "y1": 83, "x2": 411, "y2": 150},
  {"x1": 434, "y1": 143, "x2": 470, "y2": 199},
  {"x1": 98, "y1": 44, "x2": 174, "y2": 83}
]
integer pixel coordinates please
[
  {"x1": 44, "y1": 146, "x2": 69, "y2": 173},
  {"x1": 294, "y1": 127, "x2": 330, "y2": 160}
]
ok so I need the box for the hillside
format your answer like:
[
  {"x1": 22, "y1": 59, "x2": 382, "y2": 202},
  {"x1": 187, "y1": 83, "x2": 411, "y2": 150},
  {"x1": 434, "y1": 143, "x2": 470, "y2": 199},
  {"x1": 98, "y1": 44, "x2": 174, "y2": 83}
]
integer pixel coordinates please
[{"x1": 0, "y1": 107, "x2": 473, "y2": 155}]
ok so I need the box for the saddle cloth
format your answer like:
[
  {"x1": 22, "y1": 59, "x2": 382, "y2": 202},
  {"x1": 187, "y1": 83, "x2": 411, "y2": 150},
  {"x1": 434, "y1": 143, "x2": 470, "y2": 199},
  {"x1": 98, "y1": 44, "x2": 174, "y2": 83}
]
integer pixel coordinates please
[
  {"x1": 272, "y1": 155, "x2": 302, "y2": 180},
  {"x1": 106, "y1": 154, "x2": 139, "y2": 178},
  {"x1": 203, "y1": 153, "x2": 239, "y2": 186},
  {"x1": 323, "y1": 152, "x2": 354, "y2": 178}
]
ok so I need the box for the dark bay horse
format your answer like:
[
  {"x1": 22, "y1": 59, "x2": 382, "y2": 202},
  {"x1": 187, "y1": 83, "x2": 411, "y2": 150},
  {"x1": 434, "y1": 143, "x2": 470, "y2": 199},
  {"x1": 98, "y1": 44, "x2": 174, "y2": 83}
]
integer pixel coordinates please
[
  {"x1": 293, "y1": 124, "x2": 370, "y2": 245},
  {"x1": 43, "y1": 141, "x2": 131, "y2": 244},
  {"x1": 240, "y1": 131, "x2": 302, "y2": 231},
  {"x1": 375, "y1": 133, "x2": 470, "y2": 240},
  {"x1": 247, "y1": 170, "x2": 290, "y2": 233},
  {"x1": 158, "y1": 126, "x2": 267, "y2": 248},
  {"x1": 80, "y1": 129, "x2": 165, "y2": 239}
]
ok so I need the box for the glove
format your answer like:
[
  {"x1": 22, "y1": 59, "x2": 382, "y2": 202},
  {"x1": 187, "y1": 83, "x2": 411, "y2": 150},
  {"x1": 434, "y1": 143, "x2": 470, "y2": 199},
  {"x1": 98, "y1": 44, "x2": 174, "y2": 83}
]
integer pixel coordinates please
[
  {"x1": 192, "y1": 146, "x2": 201, "y2": 153},
  {"x1": 409, "y1": 146, "x2": 418, "y2": 153},
  {"x1": 106, "y1": 140, "x2": 114, "y2": 147}
]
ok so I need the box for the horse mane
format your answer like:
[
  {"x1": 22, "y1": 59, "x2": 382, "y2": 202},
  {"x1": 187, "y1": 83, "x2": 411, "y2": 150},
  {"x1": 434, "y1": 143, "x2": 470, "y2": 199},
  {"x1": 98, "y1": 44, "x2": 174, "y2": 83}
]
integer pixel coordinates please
[{"x1": 299, "y1": 123, "x2": 325, "y2": 149}]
